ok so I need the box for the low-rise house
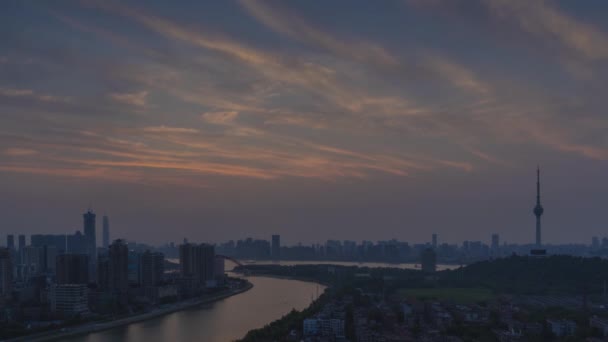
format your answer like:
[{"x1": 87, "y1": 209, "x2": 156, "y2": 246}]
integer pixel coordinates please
[
  {"x1": 589, "y1": 315, "x2": 608, "y2": 336},
  {"x1": 546, "y1": 319, "x2": 576, "y2": 337}
]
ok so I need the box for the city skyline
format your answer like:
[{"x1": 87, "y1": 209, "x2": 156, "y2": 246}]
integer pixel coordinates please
[{"x1": 2, "y1": 1, "x2": 608, "y2": 244}]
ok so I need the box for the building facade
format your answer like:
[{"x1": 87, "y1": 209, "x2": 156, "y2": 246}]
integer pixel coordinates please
[
  {"x1": 50, "y1": 284, "x2": 89, "y2": 317},
  {"x1": 56, "y1": 254, "x2": 89, "y2": 285}
]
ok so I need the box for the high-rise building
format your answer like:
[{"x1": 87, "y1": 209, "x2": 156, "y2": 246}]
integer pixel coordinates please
[
  {"x1": 31, "y1": 234, "x2": 66, "y2": 253},
  {"x1": 0, "y1": 248, "x2": 13, "y2": 298},
  {"x1": 533, "y1": 167, "x2": 544, "y2": 246},
  {"x1": 195, "y1": 244, "x2": 215, "y2": 287},
  {"x1": 592, "y1": 236, "x2": 600, "y2": 249},
  {"x1": 272, "y1": 235, "x2": 281, "y2": 260},
  {"x1": 102, "y1": 215, "x2": 110, "y2": 249},
  {"x1": 96, "y1": 255, "x2": 110, "y2": 290},
  {"x1": 19, "y1": 246, "x2": 40, "y2": 280},
  {"x1": 49, "y1": 284, "x2": 89, "y2": 317},
  {"x1": 83, "y1": 210, "x2": 97, "y2": 279},
  {"x1": 40, "y1": 245, "x2": 58, "y2": 275},
  {"x1": 214, "y1": 255, "x2": 225, "y2": 283},
  {"x1": 67, "y1": 231, "x2": 86, "y2": 254},
  {"x1": 128, "y1": 250, "x2": 140, "y2": 285},
  {"x1": 432, "y1": 234, "x2": 438, "y2": 249},
  {"x1": 139, "y1": 250, "x2": 164, "y2": 287},
  {"x1": 6, "y1": 235, "x2": 15, "y2": 250},
  {"x1": 56, "y1": 254, "x2": 89, "y2": 285},
  {"x1": 179, "y1": 243, "x2": 194, "y2": 278},
  {"x1": 179, "y1": 243, "x2": 215, "y2": 287},
  {"x1": 108, "y1": 239, "x2": 129, "y2": 297},
  {"x1": 18, "y1": 235, "x2": 25, "y2": 250}
]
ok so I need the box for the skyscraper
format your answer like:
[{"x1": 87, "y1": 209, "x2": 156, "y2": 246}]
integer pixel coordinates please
[
  {"x1": 108, "y1": 239, "x2": 129, "y2": 305},
  {"x1": 67, "y1": 231, "x2": 86, "y2": 254},
  {"x1": 56, "y1": 254, "x2": 89, "y2": 285},
  {"x1": 272, "y1": 235, "x2": 280, "y2": 260},
  {"x1": 533, "y1": 167, "x2": 544, "y2": 246},
  {"x1": 179, "y1": 243, "x2": 194, "y2": 278},
  {"x1": 83, "y1": 210, "x2": 97, "y2": 278},
  {"x1": 102, "y1": 215, "x2": 110, "y2": 249},
  {"x1": 432, "y1": 233, "x2": 437, "y2": 249},
  {"x1": 139, "y1": 250, "x2": 164, "y2": 287},
  {"x1": 18, "y1": 235, "x2": 25, "y2": 250},
  {"x1": 6, "y1": 235, "x2": 15, "y2": 250},
  {"x1": 179, "y1": 243, "x2": 215, "y2": 287},
  {"x1": 0, "y1": 248, "x2": 13, "y2": 298}
]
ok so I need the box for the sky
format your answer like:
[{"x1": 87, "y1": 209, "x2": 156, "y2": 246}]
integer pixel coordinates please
[{"x1": 1, "y1": 0, "x2": 608, "y2": 246}]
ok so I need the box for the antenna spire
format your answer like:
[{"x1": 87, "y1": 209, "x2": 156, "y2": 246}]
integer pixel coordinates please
[{"x1": 536, "y1": 166, "x2": 540, "y2": 204}]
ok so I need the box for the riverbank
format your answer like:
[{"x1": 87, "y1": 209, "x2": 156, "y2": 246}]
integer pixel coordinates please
[{"x1": 4, "y1": 281, "x2": 253, "y2": 342}]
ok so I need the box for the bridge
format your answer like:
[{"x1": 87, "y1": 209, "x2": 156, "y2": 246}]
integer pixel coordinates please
[{"x1": 216, "y1": 254, "x2": 244, "y2": 267}]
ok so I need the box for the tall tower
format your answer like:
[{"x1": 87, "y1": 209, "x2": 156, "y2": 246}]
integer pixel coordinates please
[
  {"x1": 533, "y1": 167, "x2": 544, "y2": 246},
  {"x1": 102, "y1": 215, "x2": 110, "y2": 249}
]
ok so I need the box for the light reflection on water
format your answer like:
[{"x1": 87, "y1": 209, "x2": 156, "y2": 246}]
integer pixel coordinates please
[{"x1": 64, "y1": 275, "x2": 325, "y2": 342}]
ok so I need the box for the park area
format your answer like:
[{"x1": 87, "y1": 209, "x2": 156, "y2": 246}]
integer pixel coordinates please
[{"x1": 398, "y1": 288, "x2": 495, "y2": 304}]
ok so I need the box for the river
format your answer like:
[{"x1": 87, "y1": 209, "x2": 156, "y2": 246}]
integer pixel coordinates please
[
  {"x1": 240, "y1": 260, "x2": 460, "y2": 271},
  {"x1": 63, "y1": 260, "x2": 455, "y2": 342},
  {"x1": 63, "y1": 275, "x2": 324, "y2": 342}
]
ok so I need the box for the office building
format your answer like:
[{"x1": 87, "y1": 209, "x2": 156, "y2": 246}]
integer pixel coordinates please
[
  {"x1": 102, "y1": 215, "x2": 110, "y2": 249},
  {"x1": 139, "y1": 250, "x2": 164, "y2": 287},
  {"x1": 83, "y1": 210, "x2": 97, "y2": 279},
  {"x1": 0, "y1": 248, "x2": 13, "y2": 299},
  {"x1": 272, "y1": 234, "x2": 280, "y2": 260},
  {"x1": 432, "y1": 234, "x2": 438, "y2": 249},
  {"x1": 56, "y1": 254, "x2": 89, "y2": 284},
  {"x1": 49, "y1": 284, "x2": 89, "y2": 316}
]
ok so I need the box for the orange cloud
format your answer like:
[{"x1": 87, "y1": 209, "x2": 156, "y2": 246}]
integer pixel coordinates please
[{"x1": 109, "y1": 90, "x2": 148, "y2": 107}]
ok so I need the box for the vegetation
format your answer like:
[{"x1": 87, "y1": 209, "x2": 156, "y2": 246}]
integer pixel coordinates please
[
  {"x1": 233, "y1": 255, "x2": 608, "y2": 341},
  {"x1": 438, "y1": 255, "x2": 608, "y2": 295},
  {"x1": 398, "y1": 287, "x2": 494, "y2": 304},
  {"x1": 238, "y1": 290, "x2": 331, "y2": 342}
]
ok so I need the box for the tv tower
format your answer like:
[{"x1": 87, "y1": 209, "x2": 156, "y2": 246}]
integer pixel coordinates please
[{"x1": 533, "y1": 167, "x2": 544, "y2": 246}]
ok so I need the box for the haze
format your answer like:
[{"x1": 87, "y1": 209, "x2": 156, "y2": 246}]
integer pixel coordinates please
[{"x1": 1, "y1": 0, "x2": 607, "y2": 245}]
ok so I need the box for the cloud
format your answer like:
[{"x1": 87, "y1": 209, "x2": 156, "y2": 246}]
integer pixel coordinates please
[
  {"x1": 108, "y1": 90, "x2": 148, "y2": 107},
  {"x1": 484, "y1": 0, "x2": 608, "y2": 62},
  {"x1": 4, "y1": 148, "x2": 39, "y2": 156},
  {"x1": 425, "y1": 54, "x2": 490, "y2": 94},
  {"x1": 239, "y1": 0, "x2": 398, "y2": 67},
  {"x1": 202, "y1": 111, "x2": 239, "y2": 125},
  {"x1": 142, "y1": 126, "x2": 199, "y2": 134},
  {"x1": 0, "y1": 87, "x2": 70, "y2": 103}
]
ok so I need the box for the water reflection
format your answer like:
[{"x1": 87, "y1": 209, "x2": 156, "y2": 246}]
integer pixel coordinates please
[{"x1": 64, "y1": 276, "x2": 325, "y2": 342}]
